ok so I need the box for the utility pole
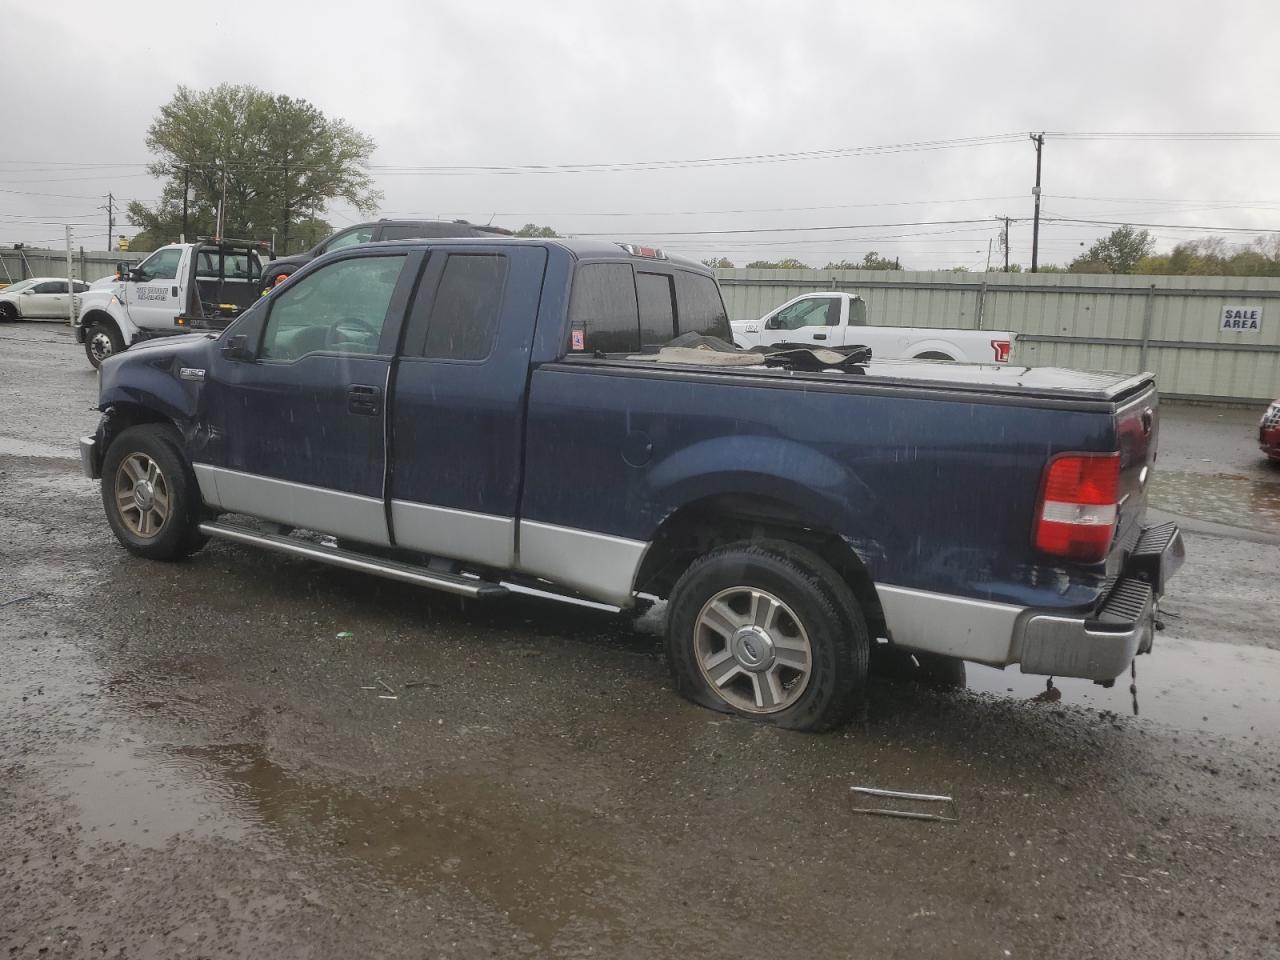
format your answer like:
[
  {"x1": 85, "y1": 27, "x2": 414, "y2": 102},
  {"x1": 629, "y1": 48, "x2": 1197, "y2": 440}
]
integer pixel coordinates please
[
  {"x1": 64, "y1": 226, "x2": 74, "y2": 323},
  {"x1": 1030, "y1": 132, "x2": 1044, "y2": 273},
  {"x1": 181, "y1": 164, "x2": 190, "y2": 241},
  {"x1": 105, "y1": 192, "x2": 114, "y2": 251},
  {"x1": 1002, "y1": 216, "x2": 1011, "y2": 271}
]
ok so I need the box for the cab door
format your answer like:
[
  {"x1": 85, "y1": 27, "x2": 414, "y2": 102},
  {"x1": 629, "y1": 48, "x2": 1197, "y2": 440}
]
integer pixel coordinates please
[
  {"x1": 758, "y1": 295, "x2": 842, "y2": 348},
  {"x1": 197, "y1": 249, "x2": 421, "y2": 546},
  {"x1": 386, "y1": 244, "x2": 547, "y2": 567},
  {"x1": 123, "y1": 247, "x2": 185, "y2": 331}
]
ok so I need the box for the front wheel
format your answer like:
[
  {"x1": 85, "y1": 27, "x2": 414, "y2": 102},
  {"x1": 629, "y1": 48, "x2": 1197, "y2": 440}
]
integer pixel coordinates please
[
  {"x1": 101, "y1": 424, "x2": 207, "y2": 561},
  {"x1": 0, "y1": 302, "x2": 17, "y2": 323},
  {"x1": 665, "y1": 541, "x2": 869, "y2": 731},
  {"x1": 85, "y1": 322, "x2": 124, "y2": 369}
]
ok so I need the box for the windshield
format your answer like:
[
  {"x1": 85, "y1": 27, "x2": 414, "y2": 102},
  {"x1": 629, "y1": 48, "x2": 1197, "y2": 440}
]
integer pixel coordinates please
[{"x1": 1, "y1": 280, "x2": 36, "y2": 294}]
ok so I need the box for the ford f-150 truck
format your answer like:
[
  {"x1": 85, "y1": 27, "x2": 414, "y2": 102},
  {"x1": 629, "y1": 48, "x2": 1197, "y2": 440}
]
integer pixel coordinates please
[
  {"x1": 730, "y1": 291, "x2": 1015, "y2": 363},
  {"x1": 74, "y1": 239, "x2": 267, "y2": 369},
  {"x1": 79, "y1": 237, "x2": 1184, "y2": 731}
]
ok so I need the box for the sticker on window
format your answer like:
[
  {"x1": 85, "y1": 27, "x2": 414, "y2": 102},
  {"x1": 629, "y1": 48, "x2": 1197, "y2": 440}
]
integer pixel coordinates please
[{"x1": 571, "y1": 329, "x2": 585, "y2": 351}]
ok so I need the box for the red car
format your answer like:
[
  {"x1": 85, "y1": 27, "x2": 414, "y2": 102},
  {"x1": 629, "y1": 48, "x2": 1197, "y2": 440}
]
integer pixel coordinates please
[{"x1": 1262, "y1": 400, "x2": 1280, "y2": 461}]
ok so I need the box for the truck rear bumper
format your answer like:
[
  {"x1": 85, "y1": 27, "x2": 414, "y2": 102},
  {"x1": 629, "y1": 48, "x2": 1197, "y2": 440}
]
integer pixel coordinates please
[
  {"x1": 1016, "y1": 522, "x2": 1184, "y2": 681},
  {"x1": 880, "y1": 521, "x2": 1185, "y2": 682}
]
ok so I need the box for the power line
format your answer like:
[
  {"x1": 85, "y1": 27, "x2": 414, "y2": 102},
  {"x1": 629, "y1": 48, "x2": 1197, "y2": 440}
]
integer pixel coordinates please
[{"x1": 1042, "y1": 216, "x2": 1279, "y2": 235}]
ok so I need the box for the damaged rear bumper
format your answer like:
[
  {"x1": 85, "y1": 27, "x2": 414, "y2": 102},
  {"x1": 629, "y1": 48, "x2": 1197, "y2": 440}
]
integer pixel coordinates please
[{"x1": 1017, "y1": 522, "x2": 1185, "y2": 681}]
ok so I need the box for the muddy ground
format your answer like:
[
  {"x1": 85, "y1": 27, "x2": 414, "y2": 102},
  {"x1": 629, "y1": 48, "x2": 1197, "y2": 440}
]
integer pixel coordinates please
[{"x1": 2, "y1": 322, "x2": 1278, "y2": 959}]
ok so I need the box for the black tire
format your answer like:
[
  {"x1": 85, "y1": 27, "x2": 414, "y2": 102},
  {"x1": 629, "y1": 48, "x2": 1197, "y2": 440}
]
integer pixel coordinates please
[
  {"x1": 101, "y1": 424, "x2": 208, "y2": 561},
  {"x1": 0, "y1": 302, "x2": 17, "y2": 323},
  {"x1": 85, "y1": 321, "x2": 124, "y2": 369},
  {"x1": 665, "y1": 540, "x2": 869, "y2": 731}
]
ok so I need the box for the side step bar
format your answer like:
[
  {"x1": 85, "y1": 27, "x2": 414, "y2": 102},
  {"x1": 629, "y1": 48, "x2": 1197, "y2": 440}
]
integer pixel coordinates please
[{"x1": 198, "y1": 522, "x2": 509, "y2": 599}]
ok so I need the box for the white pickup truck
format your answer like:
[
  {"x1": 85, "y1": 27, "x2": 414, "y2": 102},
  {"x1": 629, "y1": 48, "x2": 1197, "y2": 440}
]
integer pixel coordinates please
[
  {"x1": 730, "y1": 292, "x2": 1014, "y2": 363},
  {"x1": 74, "y1": 239, "x2": 267, "y2": 369}
]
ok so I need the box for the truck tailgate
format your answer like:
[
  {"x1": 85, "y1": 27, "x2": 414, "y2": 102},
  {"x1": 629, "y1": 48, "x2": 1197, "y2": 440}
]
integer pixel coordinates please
[{"x1": 1111, "y1": 383, "x2": 1159, "y2": 569}]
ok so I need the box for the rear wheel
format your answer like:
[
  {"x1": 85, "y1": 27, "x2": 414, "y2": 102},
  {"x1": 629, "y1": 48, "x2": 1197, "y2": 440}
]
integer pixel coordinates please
[
  {"x1": 913, "y1": 350, "x2": 955, "y2": 361},
  {"x1": 85, "y1": 321, "x2": 123, "y2": 369},
  {"x1": 0, "y1": 302, "x2": 17, "y2": 323},
  {"x1": 665, "y1": 540, "x2": 869, "y2": 731},
  {"x1": 101, "y1": 424, "x2": 207, "y2": 561}
]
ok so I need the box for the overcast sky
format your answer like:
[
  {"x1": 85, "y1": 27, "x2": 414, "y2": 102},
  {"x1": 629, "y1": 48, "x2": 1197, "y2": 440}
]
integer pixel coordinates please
[{"x1": 3, "y1": 0, "x2": 1279, "y2": 269}]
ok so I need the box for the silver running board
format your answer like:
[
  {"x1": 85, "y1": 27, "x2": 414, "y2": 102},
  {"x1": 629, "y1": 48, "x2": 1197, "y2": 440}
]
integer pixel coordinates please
[{"x1": 198, "y1": 522, "x2": 509, "y2": 599}]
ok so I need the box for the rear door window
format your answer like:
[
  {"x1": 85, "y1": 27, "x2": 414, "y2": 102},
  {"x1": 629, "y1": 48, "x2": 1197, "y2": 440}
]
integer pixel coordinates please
[
  {"x1": 673, "y1": 271, "x2": 732, "y2": 342},
  {"x1": 405, "y1": 253, "x2": 509, "y2": 360},
  {"x1": 569, "y1": 262, "x2": 639, "y2": 354},
  {"x1": 636, "y1": 271, "x2": 676, "y2": 348}
]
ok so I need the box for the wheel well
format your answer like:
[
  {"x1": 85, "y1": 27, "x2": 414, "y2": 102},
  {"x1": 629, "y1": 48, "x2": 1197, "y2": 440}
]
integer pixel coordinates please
[
  {"x1": 634, "y1": 493, "x2": 886, "y2": 636},
  {"x1": 82, "y1": 310, "x2": 121, "y2": 336},
  {"x1": 98, "y1": 403, "x2": 176, "y2": 457},
  {"x1": 913, "y1": 350, "x2": 955, "y2": 361}
]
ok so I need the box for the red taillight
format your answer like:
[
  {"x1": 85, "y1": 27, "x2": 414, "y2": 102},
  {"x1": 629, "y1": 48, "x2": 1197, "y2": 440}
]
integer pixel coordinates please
[
  {"x1": 991, "y1": 339, "x2": 1011, "y2": 363},
  {"x1": 1034, "y1": 453, "x2": 1120, "y2": 563}
]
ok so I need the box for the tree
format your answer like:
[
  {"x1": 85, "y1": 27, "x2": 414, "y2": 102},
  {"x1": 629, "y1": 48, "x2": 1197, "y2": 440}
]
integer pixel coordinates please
[
  {"x1": 823, "y1": 252, "x2": 902, "y2": 271},
  {"x1": 127, "y1": 84, "x2": 380, "y2": 251},
  {"x1": 701, "y1": 256, "x2": 734, "y2": 268},
  {"x1": 515, "y1": 223, "x2": 559, "y2": 237},
  {"x1": 745, "y1": 258, "x2": 811, "y2": 269},
  {"x1": 1069, "y1": 225, "x2": 1155, "y2": 274},
  {"x1": 1135, "y1": 236, "x2": 1280, "y2": 277}
]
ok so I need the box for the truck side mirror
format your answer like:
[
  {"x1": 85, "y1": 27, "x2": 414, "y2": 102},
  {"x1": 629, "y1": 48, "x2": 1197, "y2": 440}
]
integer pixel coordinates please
[
  {"x1": 115, "y1": 262, "x2": 127, "y2": 276},
  {"x1": 221, "y1": 334, "x2": 251, "y2": 361}
]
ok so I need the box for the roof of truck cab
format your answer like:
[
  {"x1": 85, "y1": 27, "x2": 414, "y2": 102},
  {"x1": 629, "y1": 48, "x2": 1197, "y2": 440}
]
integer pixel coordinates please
[{"x1": 369, "y1": 236, "x2": 710, "y2": 272}]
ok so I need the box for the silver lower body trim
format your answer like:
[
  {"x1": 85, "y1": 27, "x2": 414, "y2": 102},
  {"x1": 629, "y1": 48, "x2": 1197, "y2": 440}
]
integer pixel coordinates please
[
  {"x1": 517, "y1": 520, "x2": 648, "y2": 607},
  {"x1": 193, "y1": 464, "x2": 391, "y2": 547},
  {"x1": 391, "y1": 499, "x2": 514, "y2": 568},
  {"x1": 875, "y1": 583, "x2": 1023, "y2": 665}
]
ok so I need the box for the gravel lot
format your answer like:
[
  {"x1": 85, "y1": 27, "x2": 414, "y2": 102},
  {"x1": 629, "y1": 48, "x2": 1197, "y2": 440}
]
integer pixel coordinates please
[{"x1": 3, "y1": 321, "x2": 1279, "y2": 959}]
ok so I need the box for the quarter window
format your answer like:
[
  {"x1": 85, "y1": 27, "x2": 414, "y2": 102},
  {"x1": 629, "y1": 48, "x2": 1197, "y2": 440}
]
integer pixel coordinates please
[
  {"x1": 413, "y1": 254, "x2": 509, "y2": 361},
  {"x1": 260, "y1": 254, "x2": 406, "y2": 360},
  {"x1": 674, "y1": 271, "x2": 733, "y2": 341},
  {"x1": 569, "y1": 262, "x2": 639, "y2": 354},
  {"x1": 637, "y1": 272, "x2": 676, "y2": 348}
]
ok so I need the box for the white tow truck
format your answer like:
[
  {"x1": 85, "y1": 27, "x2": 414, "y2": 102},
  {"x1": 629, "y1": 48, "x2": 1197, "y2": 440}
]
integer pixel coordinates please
[
  {"x1": 74, "y1": 239, "x2": 268, "y2": 369},
  {"x1": 730, "y1": 292, "x2": 1014, "y2": 363}
]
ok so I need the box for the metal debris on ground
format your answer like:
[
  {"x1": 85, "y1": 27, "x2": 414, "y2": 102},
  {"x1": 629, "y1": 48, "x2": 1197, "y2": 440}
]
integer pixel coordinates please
[
  {"x1": 851, "y1": 787, "x2": 959, "y2": 823},
  {"x1": 376, "y1": 678, "x2": 397, "y2": 695},
  {"x1": 403, "y1": 680, "x2": 438, "y2": 689},
  {"x1": 335, "y1": 630, "x2": 354, "y2": 639},
  {"x1": 0, "y1": 595, "x2": 33, "y2": 607}
]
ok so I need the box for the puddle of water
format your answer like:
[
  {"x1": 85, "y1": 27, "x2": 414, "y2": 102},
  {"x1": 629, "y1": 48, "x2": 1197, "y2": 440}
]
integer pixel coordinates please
[
  {"x1": 50, "y1": 737, "x2": 257, "y2": 846},
  {"x1": 966, "y1": 636, "x2": 1280, "y2": 742},
  {"x1": 1150, "y1": 469, "x2": 1280, "y2": 536},
  {"x1": 0, "y1": 437, "x2": 79, "y2": 459},
  {"x1": 168, "y1": 743, "x2": 621, "y2": 948}
]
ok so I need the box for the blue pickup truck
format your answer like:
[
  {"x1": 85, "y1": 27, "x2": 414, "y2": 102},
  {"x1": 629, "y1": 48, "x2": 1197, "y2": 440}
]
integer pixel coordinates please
[{"x1": 80, "y1": 237, "x2": 1184, "y2": 731}]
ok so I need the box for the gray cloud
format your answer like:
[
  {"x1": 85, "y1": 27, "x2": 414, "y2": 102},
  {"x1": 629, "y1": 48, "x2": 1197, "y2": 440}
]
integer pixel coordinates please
[{"x1": 3, "y1": 0, "x2": 1278, "y2": 268}]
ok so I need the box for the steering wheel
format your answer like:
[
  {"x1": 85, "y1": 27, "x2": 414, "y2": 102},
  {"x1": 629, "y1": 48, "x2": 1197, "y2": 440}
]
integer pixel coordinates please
[{"x1": 326, "y1": 317, "x2": 378, "y2": 347}]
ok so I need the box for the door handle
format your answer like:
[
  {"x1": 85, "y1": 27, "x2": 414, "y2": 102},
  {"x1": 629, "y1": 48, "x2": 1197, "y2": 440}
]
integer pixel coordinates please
[
  {"x1": 347, "y1": 384, "x2": 382, "y2": 416},
  {"x1": 813, "y1": 333, "x2": 828, "y2": 341}
]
